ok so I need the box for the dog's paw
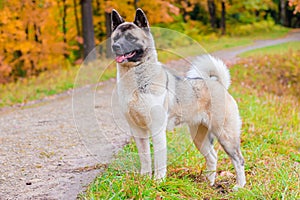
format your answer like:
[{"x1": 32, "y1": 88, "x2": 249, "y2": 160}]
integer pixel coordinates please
[
  {"x1": 232, "y1": 184, "x2": 245, "y2": 191},
  {"x1": 154, "y1": 177, "x2": 166, "y2": 184},
  {"x1": 154, "y1": 169, "x2": 166, "y2": 181},
  {"x1": 140, "y1": 170, "x2": 152, "y2": 178},
  {"x1": 233, "y1": 178, "x2": 246, "y2": 191},
  {"x1": 205, "y1": 171, "x2": 216, "y2": 186},
  {"x1": 209, "y1": 181, "x2": 215, "y2": 187}
]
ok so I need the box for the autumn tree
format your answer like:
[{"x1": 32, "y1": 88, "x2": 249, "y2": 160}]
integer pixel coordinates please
[
  {"x1": 278, "y1": 0, "x2": 300, "y2": 27},
  {"x1": 207, "y1": 0, "x2": 216, "y2": 29},
  {"x1": 105, "y1": 10, "x2": 112, "y2": 58},
  {"x1": 0, "y1": 0, "x2": 183, "y2": 83},
  {"x1": 58, "y1": 0, "x2": 69, "y2": 58},
  {"x1": 4, "y1": 0, "x2": 298, "y2": 84},
  {"x1": 289, "y1": 0, "x2": 300, "y2": 13},
  {"x1": 0, "y1": 0, "x2": 70, "y2": 82},
  {"x1": 177, "y1": 0, "x2": 197, "y2": 22},
  {"x1": 105, "y1": 0, "x2": 179, "y2": 24},
  {"x1": 280, "y1": 0, "x2": 288, "y2": 26},
  {"x1": 81, "y1": 0, "x2": 96, "y2": 60},
  {"x1": 221, "y1": 0, "x2": 226, "y2": 35}
]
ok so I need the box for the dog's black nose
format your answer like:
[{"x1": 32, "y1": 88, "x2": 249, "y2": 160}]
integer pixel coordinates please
[{"x1": 112, "y1": 44, "x2": 122, "y2": 52}]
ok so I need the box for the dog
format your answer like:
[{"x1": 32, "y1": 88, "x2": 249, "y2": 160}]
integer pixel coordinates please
[{"x1": 110, "y1": 8, "x2": 246, "y2": 188}]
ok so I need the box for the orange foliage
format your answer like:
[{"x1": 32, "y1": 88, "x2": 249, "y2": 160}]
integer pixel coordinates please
[
  {"x1": 105, "y1": 0, "x2": 179, "y2": 23},
  {"x1": 289, "y1": 0, "x2": 300, "y2": 13},
  {"x1": 137, "y1": 0, "x2": 179, "y2": 23},
  {"x1": 0, "y1": 0, "x2": 72, "y2": 82},
  {"x1": 0, "y1": 0, "x2": 180, "y2": 83}
]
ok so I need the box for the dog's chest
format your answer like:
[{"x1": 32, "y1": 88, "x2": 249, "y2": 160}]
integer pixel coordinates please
[
  {"x1": 118, "y1": 84, "x2": 167, "y2": 129},
  {"x1": 117, "y1": 63, "x2": 169, "y2": 128}
]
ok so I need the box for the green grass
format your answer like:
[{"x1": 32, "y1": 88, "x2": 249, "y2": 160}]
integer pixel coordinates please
[
  {"x1": 0, "y1": 66, "x2": 78, "y2": 107},
  {"x1": 240, "y1": 41, "x2": 300, "y2": 57},
  {"x1": 80, "y1": 89, "x2": 299, "y2": 199},
  {"x1": 79, "y1": 49, "x2": 300, "y2": 199}
]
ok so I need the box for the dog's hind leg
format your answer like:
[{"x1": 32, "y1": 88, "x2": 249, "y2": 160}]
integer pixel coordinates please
[
  {"x1": 132, "y1": 127, "x2": 152, "y2": 177},
  {"x1": 214, "y1": 128, "x2": 246, "y2": 189},
  {"x1": 189, "y1": 124, "x2": 217, "y2": 186}
]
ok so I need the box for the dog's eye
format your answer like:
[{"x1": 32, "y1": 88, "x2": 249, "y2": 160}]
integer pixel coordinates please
[
  {"x1": 113, "y1": 35, "x2": 120, "y2": 42},
  {"x1": 126, "y1": 34, "x2": 136, "y2": 41}
]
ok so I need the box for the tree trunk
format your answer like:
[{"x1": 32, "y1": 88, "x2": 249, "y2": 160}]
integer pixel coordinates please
[
  {"x1": 81, "y1": 0, "x2": 96, "y2": 61},
  {"x1": 221, "y1": 0, "x2": 226, "y2": 35},
  {"x1": 105, "y1": 11, "x2": 112, "y2": 58},
  {"x1": 73, "y1": 0, "x2": 83, "y2": 58},
  {"x1": 73, "y1": 0, "x2": 81, "y2": 37},
  {"x1": 280, "y1": 0, "x2": 287, "y2": 26},
  {"x1": 207, "y1": 0, "x2": 216, "y2": 29},
  {"x1": 62, "y1": 0, "x2": 68, "y2": 58}
]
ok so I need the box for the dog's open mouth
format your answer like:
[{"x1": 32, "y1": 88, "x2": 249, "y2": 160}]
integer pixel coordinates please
[{"x1": 115, "y1": 51, "x2": 136, "y2": 63}]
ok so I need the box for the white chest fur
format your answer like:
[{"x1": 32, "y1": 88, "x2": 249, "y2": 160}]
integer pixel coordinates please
[{"x1": 116, "y1": 63, "x2": 168, "y2": 129}]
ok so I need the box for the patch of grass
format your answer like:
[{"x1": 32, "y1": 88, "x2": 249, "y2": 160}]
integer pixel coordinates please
[
  {"x1": 0, "y1": 66, "x2": 78, "y2": 107},
  {"x1": 226, "y1": 20, "x2": 289, "y2": 38},
  {"x1": 202, "y1": 23, "x2": 289, "y2": 52},
  {"x1": 240, "y1": 42, "x2": 300, "y2": 57},
  {"x1": 234, "y1": 49, "x2": 300, "y2": 99},
  {"x1": 203, "y1": 37, "x2": 252, "y2": 52},
  {"x1": 80, "y1": 48, "x2": 300, "y2": 199}
]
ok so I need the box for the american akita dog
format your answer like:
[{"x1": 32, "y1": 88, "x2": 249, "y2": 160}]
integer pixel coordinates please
[{"x1": 111, "y1": 8, "x2": 246, "y2": 188}]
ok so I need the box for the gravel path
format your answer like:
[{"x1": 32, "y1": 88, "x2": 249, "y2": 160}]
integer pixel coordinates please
[
  {"x1": 0, "y1": 81, "x2": 129, "y2": 199},
  {"x1": 0, "y1": 30, "x2": 299, "y2": 200}
]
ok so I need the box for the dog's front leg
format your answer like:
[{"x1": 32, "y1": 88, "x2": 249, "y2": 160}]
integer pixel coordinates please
[
  {"x1": 152, "y1": 128, "x2": 167, "y2": 180},
  {"x1": 151, "y1": 106, "x2": 168, "y2": 180},
  {"x1": 132, "y1": 128, "x2": 152, "y2": 177}
]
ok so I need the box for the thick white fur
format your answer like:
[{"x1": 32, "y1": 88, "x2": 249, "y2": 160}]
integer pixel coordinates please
[
  {"x1": 187, "y1": 54, "x2": 231, "y2": 90},
  {"x1": 113, "y1": 10, "x2": 245, "y2": 188},
  {"x1": 116, "y1": 53, "x2": 246, "y2": 188}
]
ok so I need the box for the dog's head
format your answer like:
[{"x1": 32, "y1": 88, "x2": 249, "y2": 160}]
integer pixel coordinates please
[{"x1": 111, "y1": 9, "x2": 155, "y2": 65}]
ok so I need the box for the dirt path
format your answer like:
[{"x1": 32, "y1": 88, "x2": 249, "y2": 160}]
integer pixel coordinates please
[
  {"x1": 212, "y1": 29, "x2": 300, "y2": 61},
  {"x1": 0, "y1": 81, "x2": 130, "y2": 199},
  {"x1": 0, "y1": 30, "x2": 299, "y2": 200}
]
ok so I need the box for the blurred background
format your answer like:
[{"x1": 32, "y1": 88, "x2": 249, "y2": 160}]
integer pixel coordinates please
[{"x1": 0, "y1": 0, "x2": 299, "y2": 106}]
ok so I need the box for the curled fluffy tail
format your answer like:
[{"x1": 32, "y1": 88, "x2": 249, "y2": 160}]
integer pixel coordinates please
[{"x1": 186, "y1": 54, "x2": 231, "y2": 90}]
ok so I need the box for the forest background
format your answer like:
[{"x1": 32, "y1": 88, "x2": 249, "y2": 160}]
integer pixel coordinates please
[{"x1": 0, "y1": 0, "x2": 299, "y2": 84}]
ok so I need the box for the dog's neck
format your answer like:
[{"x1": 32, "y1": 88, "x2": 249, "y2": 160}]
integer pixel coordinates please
[
  {"x1": 117, "y1": 48, "x2": 159, "y2": 77},
  {"x1": 116, "y1": 49, "x2": 162, "y2": 93}
]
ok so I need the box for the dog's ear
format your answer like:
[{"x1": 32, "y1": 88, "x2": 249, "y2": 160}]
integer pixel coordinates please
[
  {"x1": 111, "y1": 9, "x2": 125, "y2": 31},
  {"x1": 134, "y1": 8, "x2": 149, "y2": 30}
]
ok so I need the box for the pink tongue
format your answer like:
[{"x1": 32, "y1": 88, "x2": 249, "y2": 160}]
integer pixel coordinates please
[
  {"x1": 115, "y1": 51, "x2": 136, "y2": 63},
  {"x1": 116, "y1": 55, "x2": 125, "y2": 63}
]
